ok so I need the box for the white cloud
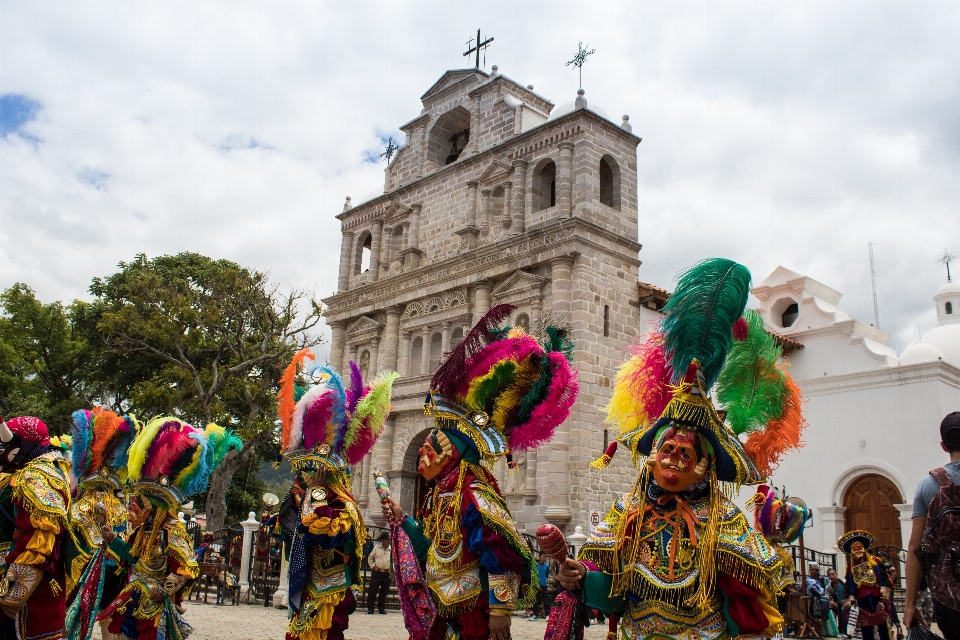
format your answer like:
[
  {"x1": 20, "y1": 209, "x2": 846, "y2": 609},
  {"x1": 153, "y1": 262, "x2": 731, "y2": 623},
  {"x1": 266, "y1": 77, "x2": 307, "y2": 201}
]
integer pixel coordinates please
[{"x1": 1, "y1": 0, "x2": 958, "y2": 355}]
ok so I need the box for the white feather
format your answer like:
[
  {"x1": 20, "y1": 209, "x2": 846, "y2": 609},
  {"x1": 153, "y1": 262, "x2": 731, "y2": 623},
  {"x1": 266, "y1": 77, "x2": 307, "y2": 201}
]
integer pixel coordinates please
[{"x1": 289, "y1": 384, "x2": 328, "y2": 453}]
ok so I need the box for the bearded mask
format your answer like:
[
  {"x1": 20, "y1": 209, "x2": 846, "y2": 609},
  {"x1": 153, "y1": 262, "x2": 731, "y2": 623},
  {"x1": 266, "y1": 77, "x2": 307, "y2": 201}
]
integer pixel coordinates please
[
  {"x1": 648, "y1": 424, "x2": 710, "y2": 492},
  {"x1": 128, "y1": 496, "x2": 153, "y2": 528},
  {"x1": 850, "y1": 541, "x2": 866, "y2": 562},
  {"x1": 417, "y1": 429, "x2": 457, "y2": 481}
]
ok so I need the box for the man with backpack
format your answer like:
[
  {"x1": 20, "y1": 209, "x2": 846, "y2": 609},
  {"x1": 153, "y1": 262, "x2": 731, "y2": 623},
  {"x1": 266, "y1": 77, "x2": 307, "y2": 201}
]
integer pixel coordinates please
[{"x1": 904, "y1": 411, "x2": 960, "y2": 639}]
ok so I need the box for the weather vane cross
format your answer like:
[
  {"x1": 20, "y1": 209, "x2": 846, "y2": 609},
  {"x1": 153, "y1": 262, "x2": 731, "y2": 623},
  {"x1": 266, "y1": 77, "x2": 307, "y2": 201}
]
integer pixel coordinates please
[
  {"x1": 380, "y1": 137, "x2": 399, "y2": 163},
  {"x1": 463, "y1": 29, "x2": 494, "y2": 70},
  {"x1": 566, "y1": 41, "x2": 596, "y2": 89},
  {"x1": 936, "y1": 248, "x2": 958, "y2": 282}
]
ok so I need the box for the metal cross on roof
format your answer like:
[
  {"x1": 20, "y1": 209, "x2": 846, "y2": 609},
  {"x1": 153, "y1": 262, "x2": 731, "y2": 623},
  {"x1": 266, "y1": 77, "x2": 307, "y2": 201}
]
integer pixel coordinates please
[
  {"x1": 380, "y1": 137, "x2": 399, "y2": 163},
  {"x1": 936, "y1": 248, "x2": 958, "y2": 282},
  {"x1": 463, "y1": 29, "x2": 494, "y2": 70},
  {"x1": 566, "y1": 41, "x2": 596, "y2": 89}
]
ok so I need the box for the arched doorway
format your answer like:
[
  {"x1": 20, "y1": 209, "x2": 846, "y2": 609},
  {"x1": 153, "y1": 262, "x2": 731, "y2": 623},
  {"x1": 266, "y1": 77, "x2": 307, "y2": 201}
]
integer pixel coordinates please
[
  {"x1": 400, "y1": 428, "x2": 433, "y2": 517},
  {"x1": 843, "y1": 473, "x2": 903, "y2": 548}
]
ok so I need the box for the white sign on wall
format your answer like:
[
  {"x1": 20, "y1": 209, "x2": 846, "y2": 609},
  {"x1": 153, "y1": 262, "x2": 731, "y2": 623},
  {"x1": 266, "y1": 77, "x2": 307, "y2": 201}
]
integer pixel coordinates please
[{"x1": 588, "y1": 510, "x2": 602, "y2": 535}]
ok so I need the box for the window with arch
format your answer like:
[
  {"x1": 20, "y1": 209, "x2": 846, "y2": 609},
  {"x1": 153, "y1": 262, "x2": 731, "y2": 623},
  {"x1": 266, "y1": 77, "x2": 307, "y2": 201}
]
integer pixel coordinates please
[
  {"x1": 354, "y1": 231, "x2": 372, "y2": 275},
  {"x1": 359, "y1": 349, "x2": 371, "y2": 380},
  {"x1": 410, "y1": 337, "x2": 424, "y2": 376},
  {"x1": 599, "y1": 155, "x2": 621, "y2": 211},
  {"x1": 515, "y1": 313, "x2": 530, "y2": 332},
  {"x1": 450, "y1": 326, "x2": 464, "y2": 350},
  {"x1": 603, "y1": 305, "x2": 610, "y2": 337},
  {"x1": 947, "y1": 301, "x2": 954, "y2": 315},
  {"x1": 427, "y1": 106, "x2": 472, "y2": 168},
  {"x1": 429, "y1": 332, "x2": 443, "y2": 372},
  {"x1": 532, "y1": 159, "x2": 557, "y2": 212}
]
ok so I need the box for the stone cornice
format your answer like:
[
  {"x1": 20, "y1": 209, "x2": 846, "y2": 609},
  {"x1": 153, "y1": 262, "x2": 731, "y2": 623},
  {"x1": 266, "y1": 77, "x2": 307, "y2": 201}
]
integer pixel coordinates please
[
  {"x1": 798, "y1": 360, "x2": 960, "y2": 396},
  {"x1": 322, "y1": 217, "x2": 640, "y2": 321},
  {"x1": 336, "y1": 108, "x2": 642, "y2": 228}
]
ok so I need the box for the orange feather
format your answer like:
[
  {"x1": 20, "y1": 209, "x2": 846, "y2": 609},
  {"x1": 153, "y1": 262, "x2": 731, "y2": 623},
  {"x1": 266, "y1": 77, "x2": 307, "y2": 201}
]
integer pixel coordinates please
[
  {"x1": 744, "y1": 371, "x2": 806, "y2": 477},
  {"x1": 90, "y1": 410, "x2": 127, "y2": 472},
  {"x1": 278, "y1": 348, "x2": 312, "y2": 450}
]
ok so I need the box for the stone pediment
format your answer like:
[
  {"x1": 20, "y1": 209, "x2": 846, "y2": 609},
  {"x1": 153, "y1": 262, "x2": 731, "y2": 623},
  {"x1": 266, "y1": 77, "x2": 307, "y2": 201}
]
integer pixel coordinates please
[
  {"x1": 420, "y1": 69, "x2": 488, "y2": 103},
  {"x1": 345, "y1": 316, "x2": 381, "y2": 337},
  {"x1": 478, "y1": 161, "x2": 513, "y2": 185},
  {"x1": 492, "y1": 270, "x2": 548, "y2": 302}
]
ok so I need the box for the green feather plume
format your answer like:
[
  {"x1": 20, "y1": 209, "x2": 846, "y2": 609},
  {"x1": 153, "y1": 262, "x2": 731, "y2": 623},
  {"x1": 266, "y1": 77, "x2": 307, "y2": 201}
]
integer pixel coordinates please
[
  {"x1": 469, "y1": 361, "x2": 518, "y2": 414},
  {"x1": 344, "y1": 371, "x2": 399, "y2": 448},
  {"x1": 205, "y1": 424, "x2": 243, "y2": 467},
  {"x1": 661, "y1": 258, "x2": 752, "y2": 387},
  {"x1": 716, "y1": 310, "x2": 788, "y2": 436}
]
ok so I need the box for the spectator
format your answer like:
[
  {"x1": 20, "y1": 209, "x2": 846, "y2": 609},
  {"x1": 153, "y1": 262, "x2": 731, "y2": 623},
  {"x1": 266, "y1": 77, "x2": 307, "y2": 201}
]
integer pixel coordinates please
[
  {"x1": 806, "y1": 563, "x2": 827, "y2": 597},
  {"x1": 827, "y1": 567, "x2": 851, "y2": 638},
  {"x1": 904, "y1": 412, "x2": 960, "y2": 639},
  {"x1": 367, "y1": 532, "x2": 392, "y2": 615},
  {"x1": 531, "y1": 553, "x2": 552, "y2": 620}
]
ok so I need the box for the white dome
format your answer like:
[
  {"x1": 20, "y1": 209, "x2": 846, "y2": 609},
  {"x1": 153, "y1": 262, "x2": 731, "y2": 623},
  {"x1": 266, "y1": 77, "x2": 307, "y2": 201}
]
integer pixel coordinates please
[
  {"x1": 902, "y1": 323, "x2": 960, "y2": 367},
  {"x1": 936, "y1": 281, "x2": 960, "y2": 297},
  {"x1": 547, "y1": 99, "x2": 611, "y2": 123},
  {"x1": 898, "y1": 342, "x2": 944, "y2": 366}
]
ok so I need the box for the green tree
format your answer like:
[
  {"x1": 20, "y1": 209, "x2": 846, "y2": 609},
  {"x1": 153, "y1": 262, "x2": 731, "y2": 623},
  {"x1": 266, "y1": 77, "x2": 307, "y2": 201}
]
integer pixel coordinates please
[
  {"x1": 89, "y1": 253, "x2": 323, "y2": 530},
  {"x1": 0, "y1": 284, "x2": 96, "y2": 433}
]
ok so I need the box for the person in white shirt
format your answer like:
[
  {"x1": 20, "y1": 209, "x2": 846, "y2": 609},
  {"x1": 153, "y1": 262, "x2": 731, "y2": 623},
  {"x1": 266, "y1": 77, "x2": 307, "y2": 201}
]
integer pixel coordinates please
[{"x1": 367, "y1": 532, "x2": 392, "y2": 615}]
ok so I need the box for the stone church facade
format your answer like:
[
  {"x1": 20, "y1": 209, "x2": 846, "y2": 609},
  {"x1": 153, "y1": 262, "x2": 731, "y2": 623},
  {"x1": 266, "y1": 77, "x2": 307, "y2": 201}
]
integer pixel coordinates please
[{"x1": 321, "y1": 67, "x2": 644, "y2": 534}]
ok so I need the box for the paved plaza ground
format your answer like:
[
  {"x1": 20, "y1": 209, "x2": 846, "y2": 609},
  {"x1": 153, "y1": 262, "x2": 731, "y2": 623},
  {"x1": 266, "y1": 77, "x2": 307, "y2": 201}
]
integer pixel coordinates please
[{"x1": 183, "y1": 602, "x2": 611, "y2": 640}]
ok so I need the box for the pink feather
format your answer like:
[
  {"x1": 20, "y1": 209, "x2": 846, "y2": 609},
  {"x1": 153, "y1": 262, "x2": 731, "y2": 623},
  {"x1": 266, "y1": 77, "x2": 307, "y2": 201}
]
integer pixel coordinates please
[
  {"x1": 144, "y1": 429, "x2": 194, "y2": 478},
  {"x1": 344, "y1": 418, "x2": 376, "y2": 465},
  {"x1": 302, "y1": 392, "x2": 336, "y2": 451},
  {"x1": 626, "y1": 332, "x2": 673, "y2": 424},
  {"x1": 508, "y1": 353, "x2": 579, "y2": 451},
  {"x1": 457, "y1": 335, "x2": 541, "y2": 397}
]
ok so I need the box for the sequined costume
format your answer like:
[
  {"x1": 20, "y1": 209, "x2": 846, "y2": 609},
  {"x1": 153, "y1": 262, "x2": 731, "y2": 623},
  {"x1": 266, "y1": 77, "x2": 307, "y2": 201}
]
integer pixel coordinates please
[
  {"x1": 98, "y1": 418, "x2": 241, "y2": 640},
  {"x1": 276, "y1": 351, "x2": 398, "y2": 640},
  {"x1": 388, "y1": 304, "x2": 577, "y2": 640},
  {"x1": 840, "y1": 530, "x2": 890, "y2": 640},
  {"x1": 63, "y1": 409, "x2": 137, "y2": 640},
  {"x1": 0, "y1": 417, "x2": 72, "y2": 640},
  {"x1": 578, "y1": 259, "x2": 808, "y2": 640}
]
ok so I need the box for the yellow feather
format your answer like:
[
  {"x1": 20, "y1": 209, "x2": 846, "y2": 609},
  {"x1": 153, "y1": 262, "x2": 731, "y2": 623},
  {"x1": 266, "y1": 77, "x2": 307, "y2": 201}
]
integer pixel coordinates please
[{"x1": 127, "y1": 416, "x2": 169, "y2": 482}]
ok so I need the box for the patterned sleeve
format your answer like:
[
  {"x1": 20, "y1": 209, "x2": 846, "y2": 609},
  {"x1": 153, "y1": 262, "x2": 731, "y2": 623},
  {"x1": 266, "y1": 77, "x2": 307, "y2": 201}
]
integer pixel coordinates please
[
  {"x1": 166, "y1": 521, "x2": 200, "y2": 580},
  {"x1": 578, "y1": 493, "x2": 634, "y2": 574},
  {"x1": 7, "y1": 458, "x2": 69, "y2": 567}
]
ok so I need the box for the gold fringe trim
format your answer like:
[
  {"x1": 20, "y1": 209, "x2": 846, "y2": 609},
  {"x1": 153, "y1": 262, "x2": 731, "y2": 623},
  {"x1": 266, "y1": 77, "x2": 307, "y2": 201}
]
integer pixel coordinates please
[{"x1": 590, "y1": 454, "x2": 613, "y2": 470}]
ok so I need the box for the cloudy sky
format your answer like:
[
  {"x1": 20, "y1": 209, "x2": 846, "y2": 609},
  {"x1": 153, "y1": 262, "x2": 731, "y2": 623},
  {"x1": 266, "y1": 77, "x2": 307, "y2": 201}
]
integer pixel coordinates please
[{"x1": 2, "y1": 0, "x2": 958, "y2": 357}]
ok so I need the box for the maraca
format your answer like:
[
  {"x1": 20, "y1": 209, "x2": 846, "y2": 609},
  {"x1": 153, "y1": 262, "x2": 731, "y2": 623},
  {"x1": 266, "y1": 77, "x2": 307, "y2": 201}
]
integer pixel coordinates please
[{"x1": 536, "y1": 523, "x2": 568, "y2": 562}]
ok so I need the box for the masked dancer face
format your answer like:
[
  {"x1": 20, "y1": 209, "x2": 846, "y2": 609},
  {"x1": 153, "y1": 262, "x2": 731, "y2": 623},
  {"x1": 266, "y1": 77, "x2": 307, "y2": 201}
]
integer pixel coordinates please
[
  {"x1": 417, "y1": 430, "x2": 453, "y2": 481},
  {"x1": 851, "y1": 541, "x2": 866, "y2": 562},
  {"x1": 128, "y1": 496, "x2": 152, "y2": 527},
  {"x1": 651, "y1": 426, "x2": 708, "y2": 492}
]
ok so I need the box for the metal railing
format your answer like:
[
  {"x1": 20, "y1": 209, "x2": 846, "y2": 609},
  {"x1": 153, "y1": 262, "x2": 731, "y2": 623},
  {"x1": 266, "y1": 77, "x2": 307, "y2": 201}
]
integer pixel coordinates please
[{"x1": 786, "y1": 545, "x2": 839, "y2": 574}]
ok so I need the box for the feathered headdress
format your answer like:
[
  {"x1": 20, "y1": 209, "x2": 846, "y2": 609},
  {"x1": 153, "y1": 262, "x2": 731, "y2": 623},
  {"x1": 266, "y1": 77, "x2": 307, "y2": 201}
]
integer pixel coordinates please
[
  {"x1": 127, "y1": 417, "x2": 241, "y2": 510},
  {"x1": 277, "y1": 349, "x2": 398, "y2": 474},
  {"x1": 601, "y1": 258, "x2": 806, "y2": 485},
  {"x1": 71, "y1": 408, "x2": 139, "y2": 492},
  {"x1": 750, "y1": 484, "x2": 809, "y2": 544},
  {"x1": 426, "y1": 303, "x2": 578, "y2": 465}
]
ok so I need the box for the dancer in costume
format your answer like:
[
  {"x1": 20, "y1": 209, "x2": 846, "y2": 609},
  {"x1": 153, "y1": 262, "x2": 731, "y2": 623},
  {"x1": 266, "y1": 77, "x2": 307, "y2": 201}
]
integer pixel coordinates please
[
  {"x1": 560, "y1": 258, "x2": 808, "y2": 640},
  {"x1": 840, "y1": 530, "x2": 891, "y2": 640},
  {"x1": 380, "y1": 304, "x2": 579, "y2": 640},
  {"x1": 0, "y1": 416, "x2": 72, "y2": 640},
  {"x1": 275, "y1": 351, "x2": 398, "y2": 640},
  {"x1": 64, "y1": 409, "x2": 137, "y2": 640},
  {"x1": 98, "y1": 419, "x2": 241, "y2": 640}
]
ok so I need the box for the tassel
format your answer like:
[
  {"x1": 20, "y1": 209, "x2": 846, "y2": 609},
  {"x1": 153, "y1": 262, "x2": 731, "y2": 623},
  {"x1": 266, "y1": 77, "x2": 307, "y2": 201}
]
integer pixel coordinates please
[
  {"x1": 590, "y1": 441, "x2": 618, "y2": 469},
  {"x1": 733, "y1": 316, "x2": 749, "y2": 341},
  {"x1": 607, "y1": 614, "x2": 619, "y2": 640},
  {"x1": 50, "y1": 578, "x2": 62, "y2": 596}
]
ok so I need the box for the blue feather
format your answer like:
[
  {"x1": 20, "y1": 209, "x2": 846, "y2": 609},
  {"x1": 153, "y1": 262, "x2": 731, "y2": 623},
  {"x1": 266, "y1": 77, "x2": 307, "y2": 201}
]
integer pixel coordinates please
[
  {"x1": 183, "y1": 431, "x2": 213, "y2": 495},
  {"x1": 71, "y1": 409, "x2": 94, "y2": 477}
]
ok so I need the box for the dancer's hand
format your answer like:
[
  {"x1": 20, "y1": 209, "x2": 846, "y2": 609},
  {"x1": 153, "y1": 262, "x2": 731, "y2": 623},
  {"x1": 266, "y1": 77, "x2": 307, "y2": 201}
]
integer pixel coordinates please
[
  {"x1": 904, "y1": 603, "x2": 926, "y2": 629},
  {"x1": 380, "y1": 497, "x2": 403, "y2": 522},
  {"x1": 557, "y1": 558, "x2": 586, "y2": 590},
  {"x1": 489, "y1": 614, "x2": 511, "y2": 640},
  {"x1": 100, "y1": 525, "x2": 115, "y2": 543},
  {"x1": 149, "y1": 585, "x2": 165, "y2": 602}
]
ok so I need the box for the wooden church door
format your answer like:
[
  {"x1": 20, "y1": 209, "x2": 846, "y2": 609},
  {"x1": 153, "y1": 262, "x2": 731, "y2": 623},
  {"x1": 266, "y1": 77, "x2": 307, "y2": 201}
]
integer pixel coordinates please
[{"x1": 843, "y1": 473, "x2": 904, "y2": 548}]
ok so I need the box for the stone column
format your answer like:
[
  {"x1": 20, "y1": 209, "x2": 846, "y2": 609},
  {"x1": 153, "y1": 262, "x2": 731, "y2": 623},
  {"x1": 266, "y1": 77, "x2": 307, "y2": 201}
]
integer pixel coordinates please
[
  {"x1": 557, "y1": 141, "x2": 575, "y2": 217},
  {"x1": 544, "y1": 256, "x2": 575, "y2": 526},
  {"x1": 480, "y1": 189, "x2": 491, "y2": 236},
  {"x1": 381, "y1": 306, "x2": 402, "y2": 372},
  {"x1": 467, "y1": 181, "x2": 479, "y2": 227},
  {"x1": 473, "y1": 281, "x2": 493, "y2": 324},
  {"x1": 239, "y1": 512, "x2": 259, "y2": 599},
  {"x1": 441, "y1": 322, "x2": 451, "y2": 356},
  {"x1": 417, "y1": 125, "x2": 427, "y2": 176},
  {"x1": 532, "y1": 298, "x2": 543, "y2": 323},
  {"x1": 895, "y1": 503, "x2": 914, "y2": 567},
  {"x1": 347, "y1": 343, "x2": 358, "y2": 366},
  {"x1": 357, "y1": 453, "x2": 372, "y2": 509},
  {"x1": 328, "y1": 321, "x2": 345, "y2": 371},
  {"x1": 511, "y1": 160, "x2": 527, "y2": 232},
  {"x1": 338, "y1": 231, "x2": 354, "y2": 292},
  {"x1": 469, "y1": 96, "x2": 481, "y2": 154},
  {"x1": 400, "y1": 331, "x2": 412, "y2": 377},
  {"x1": 369, "y1": 220, "x2": 383, "y2": 282},
  {"x1": 524, "y1": 448, "x2": 538, "y2": 497},
  {"x1": 372, "y1": 417, "x2": 396, "y2": 524},
  {"x1": 409, "y1": 204, "x2": 422, "y2": 248},
  {"x1": 400, "y1": 223, "x2": 409, "y2": 251},
  {"x1": 369, "y1": 337, "x2": 380, "y2": 376},
  {"x1": 380, "y1": 227, "x2": 394, "y2": 274},
  {"x1": 420, "y1": 326, "x2": 431, "y2": 376},
  {"x1": 501, "y1": 181, "x2": 513, "y2": 228},
  {"x1": 818, "y1": 505, "x2": 848, "y2": 570}
]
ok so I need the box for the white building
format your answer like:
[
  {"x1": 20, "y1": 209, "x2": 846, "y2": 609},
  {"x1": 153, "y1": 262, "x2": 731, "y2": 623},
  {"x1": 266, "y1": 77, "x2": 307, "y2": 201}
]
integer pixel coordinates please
[{"x1": 752, "y1": 267, "x2": 960, "y2": 564}]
